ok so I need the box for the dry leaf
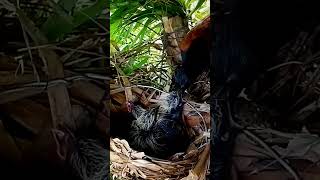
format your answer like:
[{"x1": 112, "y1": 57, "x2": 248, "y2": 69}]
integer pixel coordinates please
[{"x1": 181, "y1": 170, "x2": 198, "y2": 180}]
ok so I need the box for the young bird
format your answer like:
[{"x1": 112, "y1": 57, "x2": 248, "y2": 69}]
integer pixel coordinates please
[{"x1": 128, "y1": 91, "x2": 190, "y2": 159}]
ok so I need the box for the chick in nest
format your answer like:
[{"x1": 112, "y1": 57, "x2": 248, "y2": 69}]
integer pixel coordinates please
[{"x1": 127, "y1": 91, "x2": 190, "y2": 159}]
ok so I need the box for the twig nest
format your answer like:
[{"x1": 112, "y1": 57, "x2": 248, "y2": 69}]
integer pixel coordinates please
[{"x1": 110, "y1": 138, "x2": 210, "y2": 180}]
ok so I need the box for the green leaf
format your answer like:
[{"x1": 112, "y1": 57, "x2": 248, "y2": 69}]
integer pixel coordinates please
[
  {"x1": 72, "y1": 0, "x2": 106, "y2": 27},
  {"x1": 41, "y1": 14, "x2": 74, "y2": 41},
  {"x1": 110, "y1": 6, "x2": 129, "y2": 23},
  {"x1": 123, "y1": 23, "x2": 134, "y2": 41},
  {"x1": 133, "y1": 57, "x2": 148, "y2": 69},
  {"x1": 188, "y1": 0, "x2": 206, "y2": 17},
  {"x1": 41, "y1": 0, "x2": 74, "y2": 41},
  {"x1": 128, "y1": 8, "x2": 158, "y2": 23},
  {"x1": 41, "y1": 0, "x2": 106, "y2": 41},
  {"x1": 134, "y1": 18, "x2": 153, "y2": 43},
  {"x1": 123, "y1": 56, "x2": 148, "y2": 75}
]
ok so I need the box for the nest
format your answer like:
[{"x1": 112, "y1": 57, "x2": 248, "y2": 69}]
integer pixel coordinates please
[
  {"x1": 110, "y1": 81, "x2": 210, "y2": 180},
  {"x1": 110, "y1": 138, "x2": 209, "y2": 180}
]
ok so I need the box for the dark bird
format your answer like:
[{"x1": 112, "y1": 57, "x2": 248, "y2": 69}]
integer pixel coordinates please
[
  {"x1": 172, "y1": 16, "x2": 211, "y2": 92},
  {"x1": 128, "y1": 91, "x2": 190, "y2": 159}
]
